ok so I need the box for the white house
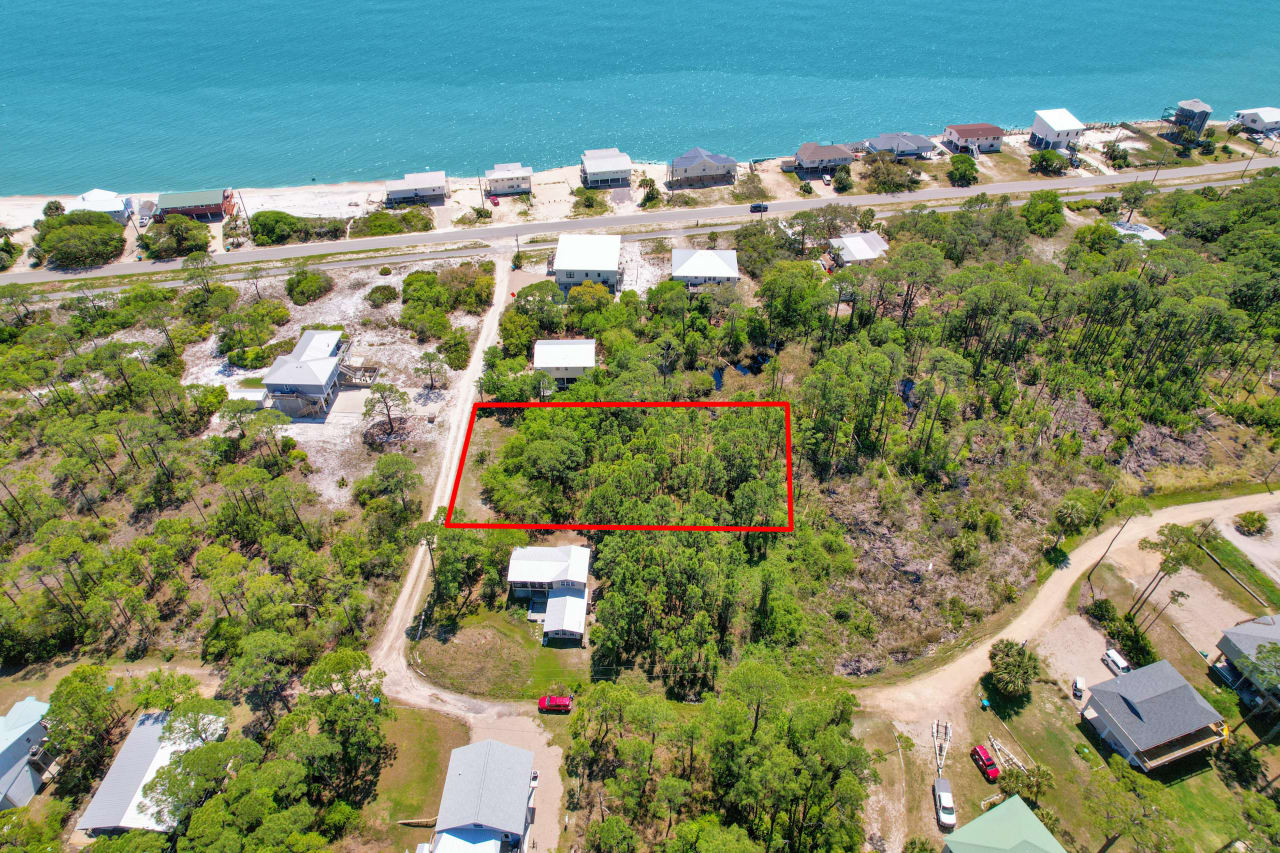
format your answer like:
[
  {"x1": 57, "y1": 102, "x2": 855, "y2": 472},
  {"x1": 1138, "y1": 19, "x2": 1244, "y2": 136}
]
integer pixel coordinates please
[
  {"x1": 385, "y1": 170, "x2": 447, "y2": 204},
  {"x1": 1029, "y1": 109, "x2": 1085, "y2": 149},
  {"x1": 68, "y1": 189, "x2": 134, "y2": 224},
  {"x1": 430, "y1": 740, "x2": 535, "y2": 853},
  {"x1": 830, "y1": 232, "x2": 889, "y2": 266},
  {"x1": 669, "y1": 147, "x2": 738, "y2": 185},
  {"x1": 581, "y1": 148, "x2": 633, "y2": 188},
  {"x1": 77, "y1": 711, "x2": 226, "y2": 835},
  {"x1": 1235, "y1": 107, "x2": 1280, "y2": 134},
  {"x1": 263, "y1": 330, "x2": 347, "y2": 418},
  {"x1": 552, "y1": 233, "x2": 622, "y2": 293},
  {"x1": 671, "y1": 249, "x2": 739, "y2": 287},
  {"x1": 0, "y1": 697, "x2": 51, "y2": 811},
  {"x1": 1110, "y1": 221, "x2": 1166, "y2": 242},
  {"x1": 795, "y1": 142, "x2": 855, "y2": 171},
  {"x1": 943, "y1": 123, "x2": 1005, "y2": 153},
  {"x1": 533, "y1": 339, "x2": 596, "y2": 386},
  {"x1": 508, "y1": 545, "x2": 590, "y2": 642},
  {"x1": 485, "y1": 162, "x2": 533, "y2": 195}
]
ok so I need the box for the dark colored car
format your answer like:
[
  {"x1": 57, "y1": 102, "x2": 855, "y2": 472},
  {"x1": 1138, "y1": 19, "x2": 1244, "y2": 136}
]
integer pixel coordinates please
[
  {"x1": 749, "y1": 203, "x2": 768, "y2": 213},
  {"x1": 970, "y1": 744, "x2": 1000, "y2": 782}
]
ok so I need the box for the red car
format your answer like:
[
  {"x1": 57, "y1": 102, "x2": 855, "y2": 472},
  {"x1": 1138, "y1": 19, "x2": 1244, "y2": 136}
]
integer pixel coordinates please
[
  {"x1": 489, "y1": 195, "x2": 500, "y2": 207},
  {"x1": 538, "y1": 695, "x2": 572, "y2": 713},
  {"x1": 970, "y1": 745, "x2": 1000, "y2": 782}
]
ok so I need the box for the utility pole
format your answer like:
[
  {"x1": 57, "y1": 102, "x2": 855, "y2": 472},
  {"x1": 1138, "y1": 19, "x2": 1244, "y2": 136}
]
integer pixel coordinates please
[
  {"x1": 1242, "y1": 138, "x2": 1260, "y2": 180},
  {"x1": 1149, "y1": 148, "x2": 1170, "y2": 183}
]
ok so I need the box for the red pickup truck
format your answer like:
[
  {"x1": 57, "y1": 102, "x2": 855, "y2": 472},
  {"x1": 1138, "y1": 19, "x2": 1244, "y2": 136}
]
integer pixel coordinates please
[{"x1": 538, "y1": 695, "x2": 573, "y2": 713}]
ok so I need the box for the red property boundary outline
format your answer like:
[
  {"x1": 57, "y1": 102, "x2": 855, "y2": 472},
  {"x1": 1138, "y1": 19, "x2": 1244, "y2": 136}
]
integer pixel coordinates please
[{"x1": 444, "y1": 401, "x2": 794, "y2": 532}]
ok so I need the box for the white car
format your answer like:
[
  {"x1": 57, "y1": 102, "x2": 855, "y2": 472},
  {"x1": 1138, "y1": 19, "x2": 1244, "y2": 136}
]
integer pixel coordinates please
[{"x1": 934, "y1": 778, "x2": 957, "y2": 829}]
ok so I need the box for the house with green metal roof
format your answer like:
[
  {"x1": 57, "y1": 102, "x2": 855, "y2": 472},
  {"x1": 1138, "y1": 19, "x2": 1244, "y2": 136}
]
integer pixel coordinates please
[
  {"x1": 155, "y1": 188, "x2": 235, "y2": 220},
  {"x1": 942, "y1": 795, "x2": 1066, "y2": 853}
]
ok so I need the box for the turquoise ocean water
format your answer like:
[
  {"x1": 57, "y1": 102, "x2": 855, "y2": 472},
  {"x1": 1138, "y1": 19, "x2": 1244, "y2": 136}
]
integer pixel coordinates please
[{"x1": 3, "y1": 0, "x2": 1277, "y2": 194}]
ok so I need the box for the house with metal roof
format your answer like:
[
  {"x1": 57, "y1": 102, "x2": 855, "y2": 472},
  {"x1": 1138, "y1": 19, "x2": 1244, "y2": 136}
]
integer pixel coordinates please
[
  {"x1": 386, "y1": 171, "x2": 448, "y2": 205},
  {"x1": 431, "y1": 739, "x2": 535, "y2": 853},
  {"x1": 671, "y1": 249, "x2": 739, "y2": 287},
  {"x1": 1084, "y1": 660, "x2": 1226, "y2": 771},
  {"x1": 1029, "y1": 109, "x2": 1085, "y2": 150},
  {"x1": 856, "y1": 132, "x2": 937, "y2": 159},
  {"x1": 532, "y1": 339, "x2": 596, "y2": 386},
  {"x1": 508, "y1": 545, "x2": 590, "y2": 642},
  {"x1": 668, "y1": 147, "x2": 738, "y2": 185},
  {"x1": 0, "y1": 697, "x2": 52, "y2": 811},
  {"x1": 944, "y1": 123, "x2": 1005, "y2": 154},
  {"x1": 1171, "y1": 98, "x2": 1213, "y2": 137},
  {"x1": 67, "y1": 189, "x2": 135, "y2": 225},
  {"x1": 155, "y1": 188, "x2": 235, "y2": 221},
  {"x1": 76, "y1": 710, "x2": 225, "y2": 835},
  {"x1": 830, "y1": 232, "x2": 889, "y2": 266},
  {"x1": 1110, "y1": 221, "x2": 1166, "y2": 242},
  {"x1": 1235, "y1": 107, "x2": 1280, "y2": 134},
  {"x1": 484, "y1": 163, "x2": 533, "y2": 196},
  {"x1": 942, "y1": 795, "x2": 1066, "y2": 853},
  {"x1": 794, "y1": 142, "x2": 855, "y2": 172},
  {"x1": 552, "y1": 234, "x2": 622, "y2": 294},
  {"x1": 263, "y1": 330, "x2": 350, "y2": 418},
  {"x1": 1215, "y1": 615, "x2": 1280, "y2": 699},
  {"x1": 580, "y1": 148, "x2": 633, "y2": 188}
]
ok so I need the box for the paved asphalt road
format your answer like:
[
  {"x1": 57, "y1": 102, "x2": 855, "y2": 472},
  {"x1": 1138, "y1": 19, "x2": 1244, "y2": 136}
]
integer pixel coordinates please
[{"x1": 8, "y1": 155, "x2": 1276, "y2": 288}]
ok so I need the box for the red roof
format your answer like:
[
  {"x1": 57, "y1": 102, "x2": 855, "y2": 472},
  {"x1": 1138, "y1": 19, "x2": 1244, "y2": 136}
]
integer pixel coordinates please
[{"x1": 946, "y1": 123, "x2": 1005, "y2": 138}]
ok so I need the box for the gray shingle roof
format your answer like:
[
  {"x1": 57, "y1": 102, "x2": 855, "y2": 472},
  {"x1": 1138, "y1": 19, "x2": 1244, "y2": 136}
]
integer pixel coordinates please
[
  {"x1": 858, "y1": 132, "x2": 935, "y2": 155},
  {"x1": 435, "y1": 740, "x2": 533, "y2": 837},
  {"x1": 796, "y1": 142, "x2": 853, "y2": 161},
  {"x1": 1219, "y1": 615, "x2": 1280, "y2": 668},
  {"x1": 1087, "y1": 660, "x2": 1222, "y2": 753},
  {"x1": 1178, "y1": 98, "x2": 1212, "y2": 114},
  {"x1": 671, "y1": 147, "x2": 737, "y2": 169}
]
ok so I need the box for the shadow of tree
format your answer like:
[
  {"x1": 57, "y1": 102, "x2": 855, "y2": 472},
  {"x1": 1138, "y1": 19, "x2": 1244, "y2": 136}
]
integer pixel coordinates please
[{"x1": 979, "y1": 672, "x2": 1032, "y2": 719}]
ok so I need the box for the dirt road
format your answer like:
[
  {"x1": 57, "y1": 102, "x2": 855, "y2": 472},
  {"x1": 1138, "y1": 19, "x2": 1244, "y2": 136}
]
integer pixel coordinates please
[{"x1": 367, "y1": 256, "x2": 567, "y2": 853}]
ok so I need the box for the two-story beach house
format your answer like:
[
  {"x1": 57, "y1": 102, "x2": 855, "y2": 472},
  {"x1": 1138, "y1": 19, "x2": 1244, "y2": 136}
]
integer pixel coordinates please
[
  {"x1": 0, "y1": 697, "x2": 52, "y2": 811},
  {"x1": 427, "y1": 740, "x2": 536, "y2": 853},
  {"x1": 533, "y1": 339, "x2": 596, "y2": 388},
  {"x1": 263, "y1": 330, "x2": 349, "y2": 418},
  {"x1": 485, "y1": 163, "x2": 533, "y2": 196},
  {"x1": 1170, "y1": 98, "x2": 1212, "y2": 137},
  {"x1": 794, "y1": 142, "x2": 855, "y2": 172},
  {"x1": 386, "y1": 171, "x2": 448, "y2": 205},
  {"x1": 670, "y1": 249, "x2": 740, "y2": 287},
  {"x1": 1235, "y1": 107, "x2": 1280, "y2": 134},
  {"x1": 580, "y1": 148, "x2": 633, "y2": 188},
  {"x1": 943, "y1": 123, "x2": 1005, "y2": 154},
  {"x1": 1029, "y1": 109, "x2": 1085, "y2": 150},
  {"x1": 155, "y1": 189, "x2": 235, "y2": 221},
  {"x1": 552, "y1": 233, "x2": 621, "y2": 294},
  {"x1": 856, "y1": 132, "x2": 936, "y2": 159},
  {"x1": 668, "y1": 147, "x2": 738, "y2": 185},
  {"x1": 508, "y1": 545, "x2": 589, "y2": 643}
]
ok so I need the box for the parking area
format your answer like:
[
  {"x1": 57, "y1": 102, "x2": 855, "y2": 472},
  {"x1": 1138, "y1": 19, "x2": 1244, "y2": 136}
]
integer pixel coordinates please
[{"x1": 1034, "y1": 613, "x2": 1113, "y2": 707}]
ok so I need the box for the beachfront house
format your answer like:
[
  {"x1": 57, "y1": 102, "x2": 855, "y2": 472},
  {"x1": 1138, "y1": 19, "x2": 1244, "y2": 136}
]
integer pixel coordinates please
[
  {"x1": 671, "y1": 248, "x2": 740, "y2": 287},
  {"x1": 581, "y1": 148, "x2": 633, "y2": 188},
  {"x1": 0, "y1": 697, "x2": 52, "y2": 811},
  {"x1": 484, "y1": 163, "x2": 533, "y2": 196},
  {"x1": 856, "y1": 132, "x2": 936, "y2": 159},
  {"x1": 263, "y1": 330, "x2": 351, "y2": 418},
  {"x1": 1083, "y1": 660, "x2": 1226, "y2": 772},
  {"x1": 943, "y1": 123, "x2": 1005, "y2": 154},
  {"x1": 1171, "y1": 98, "x2": 1212, "y2": 137},
  {"x1": 385, "y1": 171, "x2": 447, "y2": 205},
  {"x1": 668, "y1": 147, "x2": 738, "y2": 186},
  {"x1": 1235, "y1": 107, "x2": 1280, "y2": 134},
  {"x1": 77, "y1": 710, "x2": 227, "y2": 836},
  {"x1": 533, "y1": 339, "x2": 596, "y2": 387},
  {"x1": 794, "y1": 142, "x2": 854, "y2": 172},
  {"x1": 155, "y1": 189, "x2": 235, "y2": 221},
  {"x1": 67, "y1": 189, "x2": 134, "y2": 225},
  {"x1": 1214, "y1": 615, "x2": 1280, "y2": 715},
  {"x1": 1029, "y1": 109, "x2": 1085, "y2": 150},
  {"x1": 552, "y1": 233, "x2": 622, "y2": 294},
  {"x1": 830, "y1": 232, "x2": 889, "y2": 266},
  {"x1": 508, "y1": 545, "x2": 589, "y2": 642},
  {"x1": 430, "y1": 740, "x2": 536, "y2": 853},
  {"x1": 941, "y1": 795, "x2": 1067, "y2": 853}
]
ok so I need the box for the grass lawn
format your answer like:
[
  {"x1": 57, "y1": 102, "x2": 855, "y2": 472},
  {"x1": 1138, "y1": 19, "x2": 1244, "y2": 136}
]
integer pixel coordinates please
[
  {"x1": 975, "y1": 150, "x2": 1038, "y2": 183},
  {"x1": 1200, "y1": 534, "x2": 1280, "y2": 612},
  {"x1": 413, "y1": 607, "x2": 589, "y2": 700},
  {"x1": 452, "y1": 416, "x2": 515, "y2": 522},
  {"x1": 358, "y1": 707, "x2": 469, "y2": 852}
]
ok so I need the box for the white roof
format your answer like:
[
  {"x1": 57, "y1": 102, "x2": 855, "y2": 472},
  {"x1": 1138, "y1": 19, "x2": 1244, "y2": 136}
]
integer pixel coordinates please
[
  {"x1": 486, "y1": 162, "x2": 533, "y2": 179},
  {"x1": 227, "y1": 388, "x2": 270, "y2": 403},
  {"x1": 69, "y1": 188, "x2": 126, "y2": 213},
  {"x1": 1239, "y1": 107, "x2": 1280, "y2": 121},
  {"x1": 263, "y1": 330, "x2": 343, "y2": 389},
  {"x1": 1110, "y1": 221, "x2": 1166, "y2": 242},
  {"x1": 533, "y1": 339, "x2": 596, "y2": 370},
  {"x1": 545, "y1": 588, "x2": 588, "y2": 635},
  {"x1": 1035, "y1": 109, "x2": 1085, "y2": 132},
  {"x1": 554, "y1": 233, "x2": 621, "y2": 272},
  {"x1": 831, "y1": 231, "x2": 890, "y2": 262},
  {"x1": 433, "y1": 830, "x2": 503, "y2": 853},
  {"x1": 671, "y1": 249, "x2": 739, "y2": 280},
  {"x1": 581, "y1": 148, "x2": 633, "y2": 173},
  {"x1": 387, "y1": 170, "x2": 446, "y2": 191},
  {"x1": 435, "y1": 740, "x2": 533, "y2": 837},
  {"x1": 508, "y1": 545, "x2": 590, "y2": 584}
]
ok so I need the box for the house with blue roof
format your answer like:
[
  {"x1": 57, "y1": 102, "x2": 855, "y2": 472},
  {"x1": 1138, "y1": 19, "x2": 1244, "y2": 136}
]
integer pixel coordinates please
[{"x1": 0, "y1": 696, "x2": 52, "y2": 810}]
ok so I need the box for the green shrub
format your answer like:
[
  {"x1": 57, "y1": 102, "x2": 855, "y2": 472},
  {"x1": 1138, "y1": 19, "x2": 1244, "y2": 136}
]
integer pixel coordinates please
[
  {"x1": 1083, "y1": 597, "x2": 1118, "y2": 623},
  {"x1": 366, "y1": 284, "x2": 398, "y2": 308},
  {"x1": 350, "y1": 207, "x2": 433, "y2": 238},
  {"x1": 1029, "y1": 149, "x2": 1069, "y2": 175},
  {"x1": 379, "y1": 266, "x2": 392, "y2": 276},
  {"x1": 1021, "y1": 190, "x2": 1065, "y2": 237},
  {"x1": 138, "y1": 214, "x2": 211, "y2": 259},
  {"x1": 946, "y1": 154, "x2": 978, "y2": 187},
  {"x1": 249, "y1": 210, "x2": 346, "y2": 245},
  {"x1": 440, "y1": 327, "x2": 472, "y2": 369},
  {"x1": 0, "y1": 236, "x2": 21, "y2": 271},
  {"x1": 34, "y1": 210, "x2": 126, "y2": 267},
  {"x1": 285, "y1": 267, "x2": 334, "y2": 305},
  {"x1": 798, "y1": 181, "x2": 814, "y2": 195},
  {"x1": 1235, "y1": 510, "x2": 1269, "y2": 536}
]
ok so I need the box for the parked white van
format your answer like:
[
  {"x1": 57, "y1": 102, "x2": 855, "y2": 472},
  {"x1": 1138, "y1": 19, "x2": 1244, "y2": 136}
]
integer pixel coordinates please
[{"x1": 1103, "y1": 648, "x2": 1131, "y2": 675}]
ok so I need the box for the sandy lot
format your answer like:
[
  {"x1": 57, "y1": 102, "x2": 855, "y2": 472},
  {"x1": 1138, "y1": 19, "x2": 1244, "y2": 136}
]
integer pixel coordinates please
[
  {"x1": 1214, "y1": 510, "x2": 1280, "y2": 587},
  {"x1": 1034, "y1": 613, "x2": 1113, "y2": 707}
]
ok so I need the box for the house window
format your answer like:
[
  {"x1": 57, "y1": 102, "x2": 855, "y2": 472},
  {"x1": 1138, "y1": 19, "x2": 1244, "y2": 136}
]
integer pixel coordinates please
[{"x1": 565, "y1": 272, "x2": 574, "y2": 279}]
